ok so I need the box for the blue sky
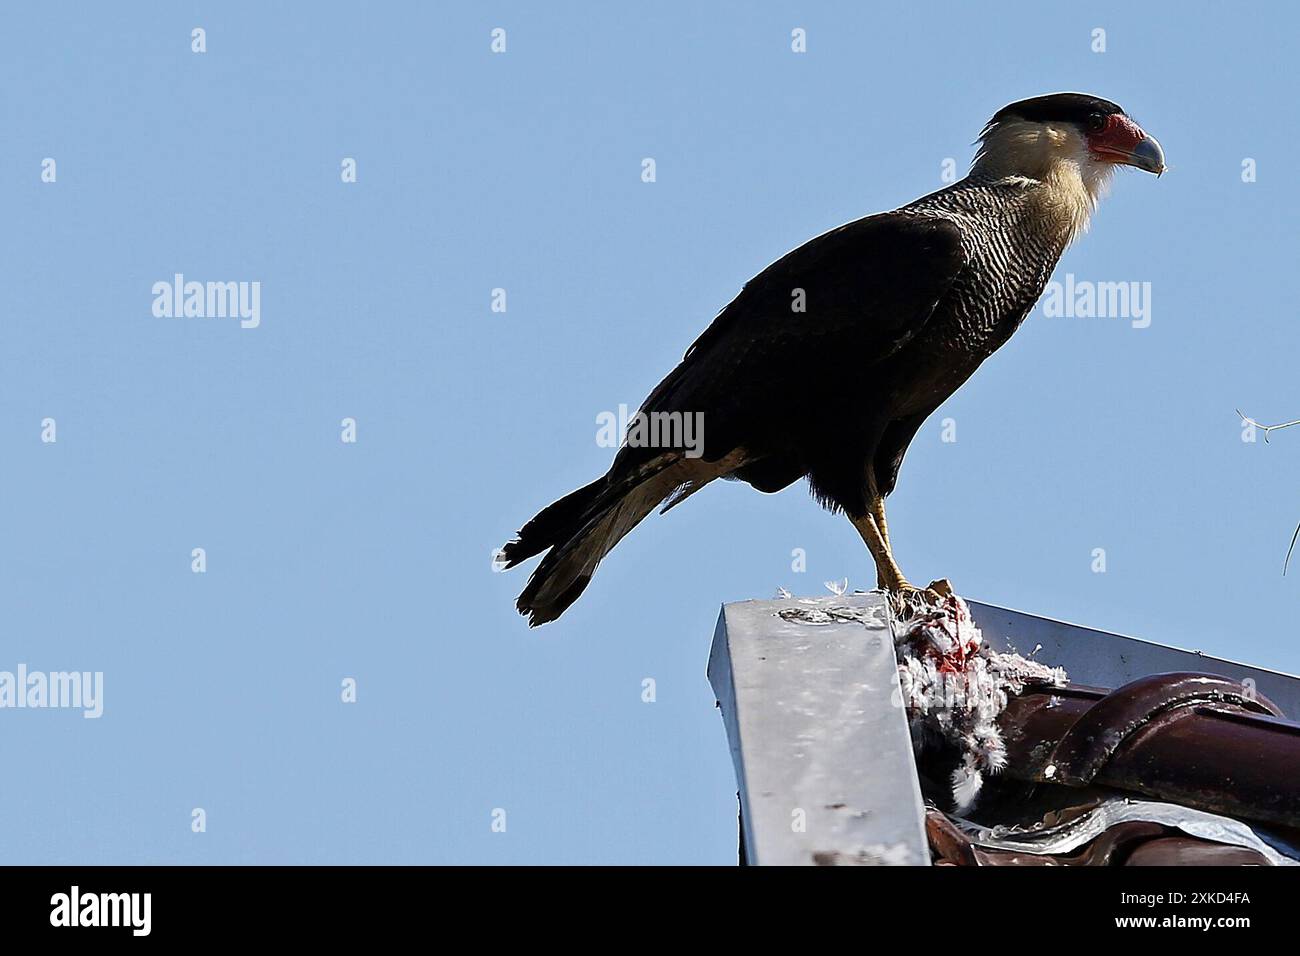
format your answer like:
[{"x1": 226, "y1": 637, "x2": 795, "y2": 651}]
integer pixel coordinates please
[{"x1": 1, "y1": 2, "x2": 1297, "y2": 864}]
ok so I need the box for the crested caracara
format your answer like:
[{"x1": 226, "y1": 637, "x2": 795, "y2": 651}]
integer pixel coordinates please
[{"x1": 499, "y1": 92, "x2": 1164, "y2": 624}]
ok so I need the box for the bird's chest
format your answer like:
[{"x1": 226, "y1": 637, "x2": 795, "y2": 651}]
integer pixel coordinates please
[
  {"x1": 935, "y1": 220, "x2": 1064, "y2": 351},
  {"x1": 886, "y1": 228, "x2": 1065, "y2": 413}
]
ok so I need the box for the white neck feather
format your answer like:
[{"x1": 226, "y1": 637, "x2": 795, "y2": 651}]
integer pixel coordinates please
[{"x1": 970, "y1": 118, "x2": 1113, "y2": 246}]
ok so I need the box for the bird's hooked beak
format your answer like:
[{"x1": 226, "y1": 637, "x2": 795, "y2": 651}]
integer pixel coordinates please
[{"x1": 1089, "y1": 114, "x2": 1166, "y2": 176}]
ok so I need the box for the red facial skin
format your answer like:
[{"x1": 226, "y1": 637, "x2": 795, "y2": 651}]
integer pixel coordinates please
[{"x1": 1087, "y1": 113, "x2": 1149, "y2": 163}]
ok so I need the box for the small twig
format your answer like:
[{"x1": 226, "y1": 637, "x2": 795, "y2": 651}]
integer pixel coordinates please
[{"x1": 1236, "y1": 409, "x2": 1300, "y2": 444}]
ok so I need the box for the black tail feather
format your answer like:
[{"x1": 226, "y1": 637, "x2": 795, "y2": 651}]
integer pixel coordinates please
[
  {"x1": 517, "y1": 571, "x2": 592, "y2": 627},
  {"x1": 501, "y1": 455, "x2": 679, "y2": 625},
  {"x1": 499, "y1": 477, "x2": 606, "y2": 569}
]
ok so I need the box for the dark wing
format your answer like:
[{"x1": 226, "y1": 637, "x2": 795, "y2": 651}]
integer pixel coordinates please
[{"x1": 633, "y1": 211, "x2": 967, "y2": 459}]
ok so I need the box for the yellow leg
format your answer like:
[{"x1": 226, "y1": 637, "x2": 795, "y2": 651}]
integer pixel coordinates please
[
  {"x1": 871, "y1": 496, "x2": 892, "y2": 554},
  {"x1": 850, "y1": 508, "x2": 910, "y2": 592},
  {"x1": 852, "y1": 498, "x2": 955, "y2": 610}
]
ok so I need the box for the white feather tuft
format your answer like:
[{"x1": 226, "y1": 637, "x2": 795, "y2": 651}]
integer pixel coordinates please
[{"x1": 894, "y1": 594, "x2": 1067, "y2": 812}]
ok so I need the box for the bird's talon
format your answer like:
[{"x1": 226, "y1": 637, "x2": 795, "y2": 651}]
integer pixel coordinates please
[
  {"x1": 926, "y1": 578, "x2": 954, "y2": 599},
  {"x1": 884, "y1": 579, "x2": 953, "y2": 619}
]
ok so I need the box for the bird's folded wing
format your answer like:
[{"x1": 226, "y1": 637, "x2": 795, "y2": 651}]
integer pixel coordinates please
[{"x1": 643, "y1": 211, "x2": 968, "y2": 416}]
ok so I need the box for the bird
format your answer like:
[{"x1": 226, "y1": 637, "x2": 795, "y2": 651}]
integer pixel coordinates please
[{"x1": 498, "y1": 92, "x2": 1164, "y2": 625}]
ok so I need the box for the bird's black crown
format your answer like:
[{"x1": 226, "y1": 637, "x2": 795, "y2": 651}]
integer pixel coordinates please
[{"x1": 991, "y1": 93, "x2": 1125, "y2": 127}]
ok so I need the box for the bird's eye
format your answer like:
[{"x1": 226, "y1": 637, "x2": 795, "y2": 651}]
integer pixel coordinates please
[{"x1": 1086, "y1": 113, "x2": 1106, "y2": 133}]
